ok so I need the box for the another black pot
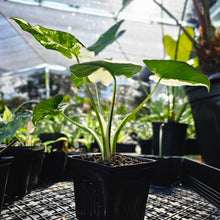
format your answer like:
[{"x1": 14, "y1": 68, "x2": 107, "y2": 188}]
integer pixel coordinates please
[
  {"x1": 145, "y1": 155, "x2": 182, "y2": 186},
  {"x1": 69, "y1": 154, "x2": 155, "y2": 220},
  {"x1": 138, "y1": 138, "x2": 152, "y2": 154},
  {"x1": 1, "y1": 146, "x2": 44, "y2": 200},
  {"x1": 185, "y1": 73, "x2": 220, "y2": 168},
  {"x1": 152, "y1": 122, "x2": 188, "y2": 156},
  {"x1": 116, "y1": 142, "x2": 136, "y2": 153},
  {"x1": 28, "y1": 146, "x2": 45, "y2": 191},
  {"x1": 40, "y1": 151, "x2": 68, "y2": 181},
  {"x1": 39, "y1": 133, "x2": 66, "y2": 151},
  {"x1": 0, "y1": 156, "x2": 13, "y2": 212},
  {"x1": 184, "y1": 139, "x2": 200, "y2": 155}
]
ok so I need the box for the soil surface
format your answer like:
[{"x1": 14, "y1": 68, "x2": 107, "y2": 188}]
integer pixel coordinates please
[{"x1": 77, "y1": 154, "x2": 142, "y2": 167}]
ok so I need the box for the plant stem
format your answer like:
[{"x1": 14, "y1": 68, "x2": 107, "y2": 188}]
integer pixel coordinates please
[
  {"x1": 159, "y1": 123, "x2": 164, "y2": 158},
  {"x1": 107, "y1": 75, "x2": 116, "y2": 154},
  {"x1": 95, "y1": 84, "x2": 103, "y2": 116},
  {"x1": 171, "y1": 87, "x2": 176, "y2": 121},
  {"x1": 76, "y1": 56, "x2": 80, "y2": 64},
  {"x1": 169, "y1": 0, "x2": 187, "y2": 122},
  {"x1": 73, "y1": 56, "x2": 110, "y2": 160},
  {"x1": 112, "y1": 78, "x2": 162, "y2": 153},
  {"x1": 176, "y1": 102, "x2": 188, "y2": 122},
  {"x1": 75, "y1": 55, "x2": 109, "y2": 159},
  {"x1": 0, "y1": 139, "x2": 17, "y2": 154},
  {"x1": 45, "y1": 67, "x2": 50, "y2": 99},
  {"x1": 60, "y1": 112, "x2": 103, "y2": 154},
  {"x1": 13, "y1": 100, "x2": 39, "y2": 114},
  {"x1": 167, "y1": 86, "x2": 171, "y2": 121},
  {"x1": 84, "y1": 78, "x2": 109, "y2": 160}
]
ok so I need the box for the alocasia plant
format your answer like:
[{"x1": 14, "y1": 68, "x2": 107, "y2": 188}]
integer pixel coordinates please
[{"x1": 12, "y1": 17, "x2": 210, "y2": 161}]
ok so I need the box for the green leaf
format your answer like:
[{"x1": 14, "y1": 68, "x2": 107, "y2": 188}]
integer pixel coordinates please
[
  {"x1": 11, "y1": 17, "x2": 94, "y2": 60},
  {"x1": 33, "y1": 95, "x2": 63, "y2": 125},
  {"x1": 163, "y1": 27, "x2": 194, "y2": 62},
  {"x1": 70, "y1": 60, "x2": 142, "y2": 80},
  {"x1": 118, "y1": 0, "x2": 134, "y2": 14},
  {"x1": 88, "y1": 20, "x2": 125, "y2": 55},
  {"x1": 3, "y1": 106, "x2": 13, "y2": 122},
  {"x1": 0, "y1": 116, "x2": 23, "y2": 143},
  {"x1": 71, "y1": 73, "x2": 84, "y2": 88},
  {"x1": 43, "y1": 137, "x2": 67, "y2": 147},
  {"x1": 122, "y1": 0, "x2": 133, "y2": 8},
  {"x1": 143, "y1": 60, "x2": 210, "y2": 90}
]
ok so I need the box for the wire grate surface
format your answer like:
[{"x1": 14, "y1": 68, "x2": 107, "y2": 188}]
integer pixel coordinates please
[
  {"x1": 146, "y1": 186, "x2": 220, "y2": 219},
  {"x1": 1, "y1": 181, "x2": 219, "y2": 220}
]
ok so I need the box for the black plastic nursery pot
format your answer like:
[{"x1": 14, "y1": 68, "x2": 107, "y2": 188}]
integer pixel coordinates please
[
  {"x1": 69, "y1": 154, "x2": 155, "y2": 220},
  {"x1": 0, "y1": 145, "x2": 44, "y2": 200},
  {"x1": 138, "y1": 138, "x2": 152, "y2": 154},
  {"x1": 28, "y1": 146, "x2": 45, "y2": 191},
  {"x1": 116, "y1": 142, "x2": 137, "y2": 153},
  {"x1": 40, "y1": 151, "x2": 68, "y2": 181},
  {"x1": 185, "y1": 73, "x2": 220, "y2": 169},
  {"x1": 39, "y1": 132, "x2": 66, "y2": 151},
  {"x1": 146, "y1": 155, "x2": 183, "y2": 186},
  {"x1": 152, "y1": 121, "x2": 188, "y2": 156},
  {"x1": 140, "y1": 155, "x2": 220, "y2": 209},
  {"x1": 184, "y1": 138, "x2": 200, "y2": 155},
  {"x1": 0, "y1": 156, "x2": 13, "y2": 212}
]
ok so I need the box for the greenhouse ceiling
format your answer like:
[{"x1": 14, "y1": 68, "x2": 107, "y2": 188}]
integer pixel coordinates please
[{"x1": 0, "y1": 0, "x2": 219, "y2": 78}]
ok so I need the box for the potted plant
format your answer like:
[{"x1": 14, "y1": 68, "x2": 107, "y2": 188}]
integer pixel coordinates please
[
  {"x1": 34, "y1": 114, "x2": 70, "y2": 181},
  {"x1": 11, "y1": 16, "x2": 209, "y2": 220},
  {"x1": 145, "y1": 86, "x2": 190, "y2": 156},
  {"x1": 146, "y1": 2, "x2": 196, "y2": 157},
  {"x1": 153, "y1": 0, "x2": 220, "y2": 168},
  {"x1": 0, "y1": 105, "x2": 45, "y2": 199}
]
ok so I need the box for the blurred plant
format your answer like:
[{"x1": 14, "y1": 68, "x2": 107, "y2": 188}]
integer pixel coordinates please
[
  {"x1": 0, "y1": 103, "x2": 38, "y2": 146},
  {"x1": 128, "y1": 117, "x2": 153, "y2": 140},
  {"x1": 143, "y1": 1, "x2": 194, "y2": 124},
  {"x1": 15, "y1": 120, "x2": 40, "y2": 146},
  {"x1": 153, "y1": 0, "x2": 220, "y2": 75},
  {"x1": 147, "y1": 86, "x2": 190, "y2": 123},
  {"x1": 72, "y1": 111, "x2": 100, "y2": 151},
  {"x1": 0, "y1": 94, "x2": 28, "y2": 114}
]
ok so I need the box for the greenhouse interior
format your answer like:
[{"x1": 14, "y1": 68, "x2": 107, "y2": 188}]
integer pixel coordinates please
[{"x1": 0, "y1": 0, "x2": 220, "y2": 219}]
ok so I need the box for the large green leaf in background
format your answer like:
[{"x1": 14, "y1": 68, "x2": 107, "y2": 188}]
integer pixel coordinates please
[
  {"x1": 88, "y1": 20, "x2": 125, "y2": 55},
  {"x1": 33, "y1": 95, "x2": 63, "y2": 125},
  {"x1": 70, "y1": 60, "x2": 142, "y2": 80},
  {"x1": 0, "y1": 116, "x2": 24, "y2": 143},
  {"x1": 163, "y1": 27, "x2": 194, "y2": 62},
  {"x1": 143, "y1": 60, "x2": 210, "y2": 90},
  {"x1": 11, "y1": 17, "x2": 94, "y2": 60}
]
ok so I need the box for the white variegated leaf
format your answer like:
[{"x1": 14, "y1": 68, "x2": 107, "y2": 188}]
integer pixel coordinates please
[{"x1": 88, "y1": 68, "x2": 113, "y2": 86}]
